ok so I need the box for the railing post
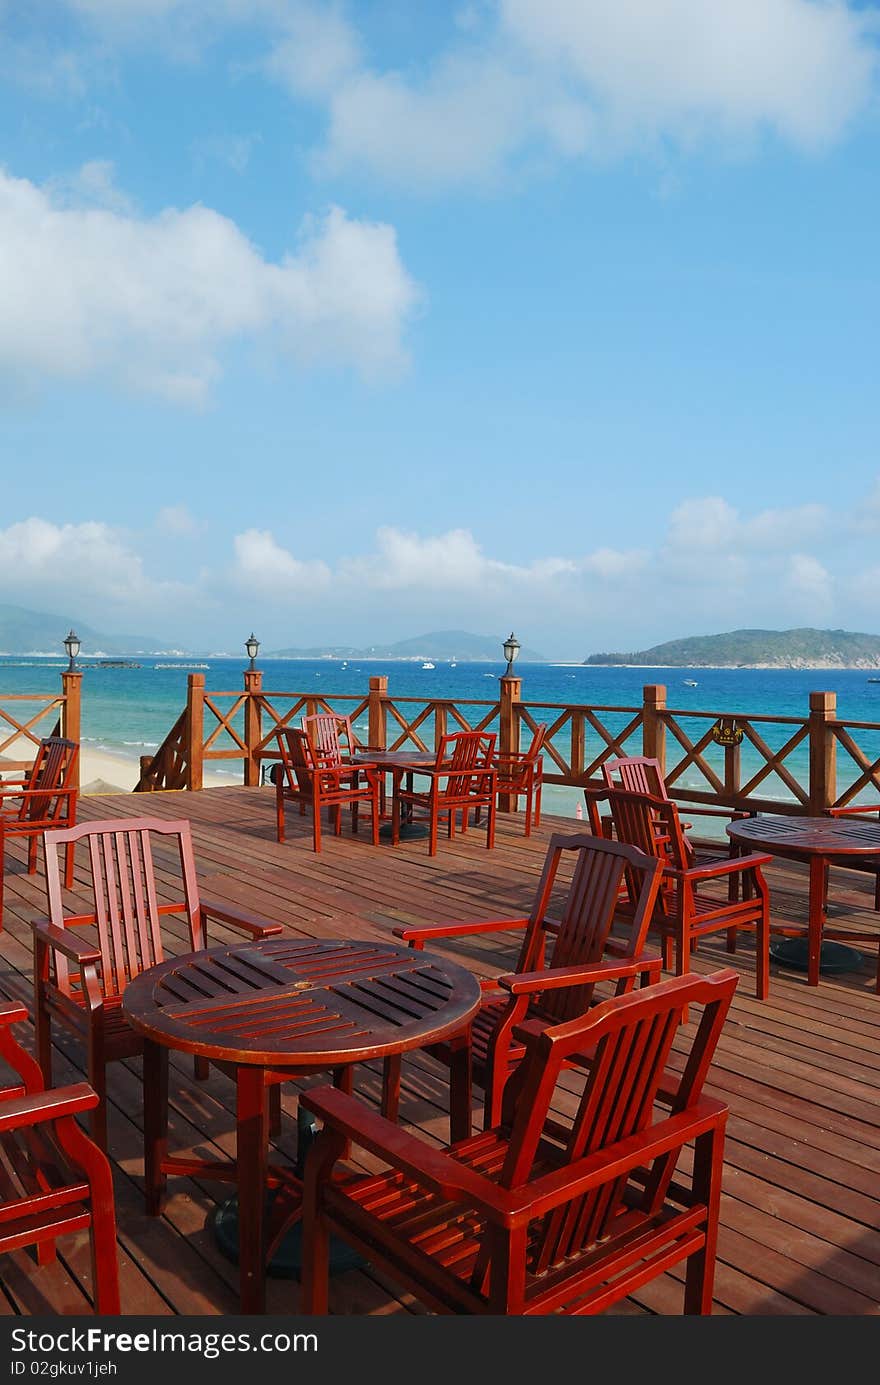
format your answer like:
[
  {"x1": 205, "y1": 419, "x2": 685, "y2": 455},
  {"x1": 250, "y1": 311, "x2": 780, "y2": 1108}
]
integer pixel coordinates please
[
  {"x1": 368, "y1": 676, "x2": 387, "y2": 752},
  {"x1": 498, "y1": 675, "x2": 522, "y2": 812},
  {"x1": 60, "y1": 670, "x2": 82, "y2": 791},
  {"x1": 571, "y1": 710, "x2": 585, "y2": 783},
  {"x1": 185, "y1": 674, "x2": 205, "y2": 792},
  {"x1": 642, "y1": 684, "x2": 667, "y2": 774},
  {"x1": 244, "y1": 667, "x2": 263, "y2": 787},
  {"x1": 809, "y1": 691, "x2": 836, "y2": 815}
]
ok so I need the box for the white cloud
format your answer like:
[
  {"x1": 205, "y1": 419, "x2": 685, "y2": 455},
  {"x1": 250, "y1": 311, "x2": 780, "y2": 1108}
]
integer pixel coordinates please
[
  {"x1": 0, "y1": 518, "x2": 177, "y2": 611},
  {"x1": 0, "y1": 167, "x2": 420, "y2": 402},
  {"x1": 266, "y1": 0, "x2": 876, "y2": 186},
  {"x1": 786, "y1": 552, "x2": 832, "y2": 611},
  {"x1": 52, "y1": 1, "x2": 876, "y2": 187},
  {"x1": 232, "y1": 529, "x2": 331, "y2": 592},
  {"x1": 156, "y1": 505, "x2": 200, "y2": 536},
  {"x1": 501, "y1": 0, "x2": 874, "y2": 150}
]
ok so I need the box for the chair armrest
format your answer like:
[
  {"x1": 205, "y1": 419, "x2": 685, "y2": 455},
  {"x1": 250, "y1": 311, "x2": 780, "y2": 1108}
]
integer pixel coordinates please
[
  {"x1": 300, "y1": 1085, "x2": 515, "y2": 1225},
  {"x1": 674, "y1": 851, "x2": 771, "y2": 882},
  {"x1": 1, "y1": 786, "x2": 77, "y2": 802},
  {"x1": 498, "y1": 954, "x2": 663, "y2": 995},
  {"x1": 393, "y1": 917, "x2": 530, "y2": 948},
  {"x1": 0, "y1": 1083, "x2": 98, "y2": 1134},
  {"x1": 827, "y1": 804, "x2": 880, "y2": 818},
  {"x1": 31, "y1": 918, "x2": 101, "y2": 965},
  {"x1": 199, "y1": 898, "x2": 283, "y2": 939},
  {"x1": 0, "y1": 1001, "x2": 28, "y2": 1028}
]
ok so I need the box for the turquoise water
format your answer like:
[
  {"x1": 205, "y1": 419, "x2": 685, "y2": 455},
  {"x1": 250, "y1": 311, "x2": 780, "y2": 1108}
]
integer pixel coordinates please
[{"x1": 2, "y1": 657, "x2": 879, "y2": 827}]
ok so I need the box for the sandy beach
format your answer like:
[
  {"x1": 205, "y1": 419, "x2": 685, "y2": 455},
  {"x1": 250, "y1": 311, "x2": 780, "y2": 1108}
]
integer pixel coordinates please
[{"x1": 0, "y1": 736, "x2": 241, "y2": 794}]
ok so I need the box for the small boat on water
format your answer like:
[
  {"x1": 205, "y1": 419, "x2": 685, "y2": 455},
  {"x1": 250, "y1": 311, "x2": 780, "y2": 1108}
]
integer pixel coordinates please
[
  {"x1": 421, "y1": 661, "x2": 435, "y2": 669},
  {"x1": 683, "y1": 679, "x2": 698, "y2": 687},
  {"x1": 868, "y1": 678, "x2": 880, "y2": 683}
]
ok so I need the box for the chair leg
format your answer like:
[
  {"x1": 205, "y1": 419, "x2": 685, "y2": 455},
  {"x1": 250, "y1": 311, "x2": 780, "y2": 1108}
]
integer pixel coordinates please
[
  {"x1": 683, "y1": 1127, "x2": 723, "y2": 1315},
  {"x1": 193, "y1": 1056, "x2": 209, "y2": 1081},
  {"x1": 35, "y1": 993, "x2": 52, "y2": 1088},
  {"x1": 312, "y1": 792, "x2": 322, "y2": 853},
  {"x1": 449, "y1": 1045, "x2": 473, "y2": 1143},
  {"x1": 381, "y1": 1054, "x2": 402, "y2": 1121},
  {"x1": 486, "y1": 796, "x2": 496, "y2": 850},
  {"x1": 55, "y1": 1116, "x2": 121, "y2": 1315},
  {"x1": 276, "y1": 789, "x2": 285, "y2": 843},
  {"x1": 755, "y1": 879, "x2": 770, "y2": 1001},
  {"x1": 428, "y1": 810, "x2": 438, "y2": 857},
  {"x1": 534, "y1": 781, "x2": 542, "y2": 828},
  {"x1": 269, "y1": 1082, "x2": 282, "y2": 1137},
  {"x1": 524, "y1": 787, "x2": 532, "y2": 837},
  {"x1": 88, "y1": 1044, "x2": 109, "y2": 1153}
]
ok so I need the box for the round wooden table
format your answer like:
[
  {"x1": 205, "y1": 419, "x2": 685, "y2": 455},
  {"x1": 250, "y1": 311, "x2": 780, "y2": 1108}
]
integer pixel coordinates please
[
  {"x1": 726, "y1": 815, "x2": 878, "y2": 986},
  {"x1": 352, "y1": 750, "x2": 436, "y2": 840},
  {"x1": 123, "y1": 937, "x2": 482, "y2": 1312}
]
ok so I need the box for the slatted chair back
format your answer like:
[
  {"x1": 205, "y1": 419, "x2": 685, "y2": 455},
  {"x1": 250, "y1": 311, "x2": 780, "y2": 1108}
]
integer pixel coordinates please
[
  {"x1": 605, "y1": 786, "x2": 689, "y2": 902},
  {"x1": 498, "y1": 725, "x2": 548, "y2": 792},
  {"x1": 602, "y1": 754, "x2": 667, "y2": 800},
  {"x1": 512, "y1": 833, "x2": 664, "y2": 1023},
  {"x1": 16, "y1": 737, "x2": 78, "y2": 823},
  {"x1": 496, "y1": 969, "x2": 738, "y2": 1276},
  {"x1": 301, "y1": 713, "x2": 357, "y2": 765},
  {"x1": 276, "y1": 728, "x2": 321, "y2": 794},
  {"x1": 44, "y1": 817, "x2": 204, "y2": 1000},
  {"x1": 435, "y1": 731, "x2": 496, "y2": 800}
]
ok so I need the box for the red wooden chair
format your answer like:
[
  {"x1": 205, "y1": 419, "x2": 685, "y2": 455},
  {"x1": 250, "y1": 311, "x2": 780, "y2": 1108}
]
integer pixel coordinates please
[
  {"x1": 586, "y1": 755, "x2": 747, "y2": 869},
  {"x1": 393, "y1": 832, "x2": 664, "y2": 1139},
  {"x1": 605, "y1": 787, "x2": 772, "y2": 999},
  {"x1": 826, "y1": 803, "x2": 880, "y2": 912},
  {"x1": 275, "y1": 728, "x2": 379, "y2": 853},
  {"x1": 32, "y1": 817, "x2": 282, "y2": 1148},
  {"x1": 476, "y1": 723, "x2": 547, "y2": 837},
  {"x1": 0, "y1": 1000, "x2": 120, "y2": 1312},
  {"x1": 392, "y1": 731, "x2": 497, "y2": 857},
  {"x1": 0, "y1": 736, "x2": 78, "y2": 929},
  {"x1": 300, "y1": 711, "x2": 359, "y2": 763},
  {"x1": 300, "y1": 967, "x2": 738, "y2": 1316}
]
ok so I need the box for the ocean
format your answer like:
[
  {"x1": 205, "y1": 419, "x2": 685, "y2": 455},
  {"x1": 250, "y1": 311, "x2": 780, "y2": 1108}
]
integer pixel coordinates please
[{"x1": 3, "y1": 657, "x2": 880, "y2": 824}]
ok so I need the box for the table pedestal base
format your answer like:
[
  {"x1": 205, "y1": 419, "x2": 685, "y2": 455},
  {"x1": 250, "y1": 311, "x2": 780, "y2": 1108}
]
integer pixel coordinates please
[
  {"x1": 379, "y1": 821, "x2": 429, "y2": 841},
  {"x1": 770, "y1": 937, "x2": 865, "y2": 975},
  {"x1": 210, "y1": 1192, "x2": 363, "y2": 1280}
]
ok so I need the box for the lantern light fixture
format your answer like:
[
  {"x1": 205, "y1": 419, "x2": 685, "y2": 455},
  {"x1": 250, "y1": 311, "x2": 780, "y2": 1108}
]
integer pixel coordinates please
[
  {"x1": 63, "y1": 630, "x2": 81, "y2": 672},
  {"x1": 502, "y1": 632, "x2": 521, "y2": 678}
]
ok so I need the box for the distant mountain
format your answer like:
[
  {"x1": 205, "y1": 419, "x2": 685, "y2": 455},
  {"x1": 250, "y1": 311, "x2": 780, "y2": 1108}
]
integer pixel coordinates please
[
  {"x1": 585, "y1": 628, "x2": 880, "y2": 669},
  {"x1": 270, "y1": 630, "x2": 546, "y2": 661},
  {"x1": 0, "y1": 603, "x2": 168, "y2": 656}
]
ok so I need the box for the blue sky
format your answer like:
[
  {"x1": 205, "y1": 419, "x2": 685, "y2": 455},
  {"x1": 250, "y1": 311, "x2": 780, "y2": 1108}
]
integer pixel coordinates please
[{"x1": 2, "y1": 1, "x2": 880, "y2": 658}]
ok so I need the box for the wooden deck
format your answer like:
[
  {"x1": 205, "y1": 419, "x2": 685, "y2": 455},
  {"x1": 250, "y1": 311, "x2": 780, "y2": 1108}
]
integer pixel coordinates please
[{"x1": 1, "y1": 785, "x2": 879, "y2": 1317}]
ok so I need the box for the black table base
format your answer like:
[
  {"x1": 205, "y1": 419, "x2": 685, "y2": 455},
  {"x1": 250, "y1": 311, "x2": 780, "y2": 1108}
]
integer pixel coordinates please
[{"x1": 770, "y1": 937, "x2": 865, "y2": 976}]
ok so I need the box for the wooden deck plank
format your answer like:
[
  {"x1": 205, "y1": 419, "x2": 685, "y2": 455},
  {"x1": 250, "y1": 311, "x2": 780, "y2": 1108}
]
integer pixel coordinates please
[{"x1": 1, "y1": 784, "x2": 880, "y2": 1316}]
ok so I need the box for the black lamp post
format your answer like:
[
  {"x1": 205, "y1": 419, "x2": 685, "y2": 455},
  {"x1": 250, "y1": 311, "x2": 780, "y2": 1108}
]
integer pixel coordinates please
[
  {"x1": 245, "y1": 633, "x2": 260, "y2": 671},
  {"x1": 63, "y1": 629, "x2": 81, "y2": 672},
  {"x1": 502, "y1": 632, "x2": 520, "y2": 678}
]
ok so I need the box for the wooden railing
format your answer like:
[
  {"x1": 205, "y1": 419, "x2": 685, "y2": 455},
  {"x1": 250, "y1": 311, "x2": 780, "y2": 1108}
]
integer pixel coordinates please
[
  {"x1": 133, "y1": 671, "x2": 865, "y2": 818},
  {"x1": 0, "y1": 671, "x2": 81, "y2": 790}
]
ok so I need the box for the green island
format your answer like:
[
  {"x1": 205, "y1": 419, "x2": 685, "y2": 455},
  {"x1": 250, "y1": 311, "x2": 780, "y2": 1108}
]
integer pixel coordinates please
[{"x1": 584, "y1": 627, "x2": 880, "y2": 669}]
